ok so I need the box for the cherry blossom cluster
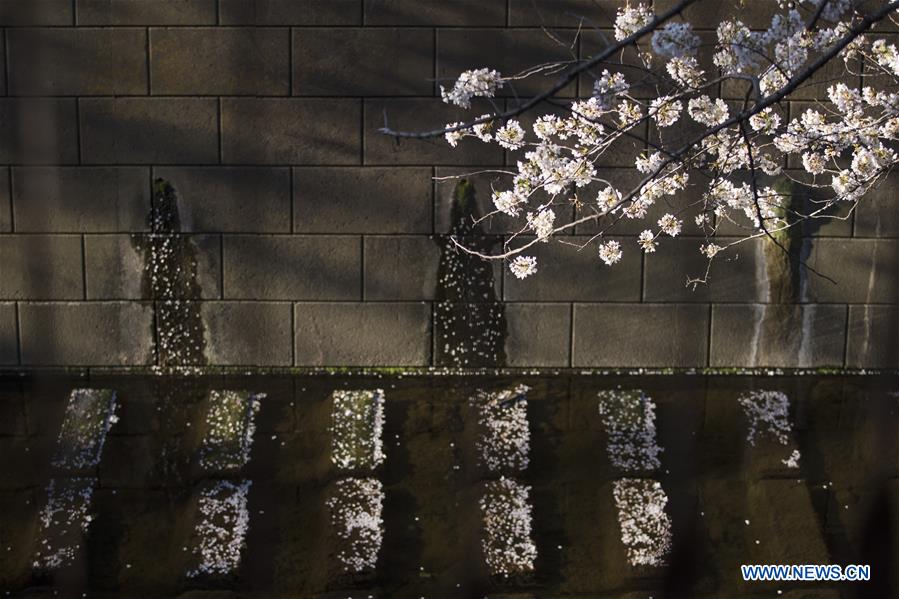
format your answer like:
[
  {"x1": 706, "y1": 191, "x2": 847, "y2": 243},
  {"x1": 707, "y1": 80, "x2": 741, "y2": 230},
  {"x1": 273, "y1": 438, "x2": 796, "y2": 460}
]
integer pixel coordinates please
[
  {"x1": 597, "y1": 390, "x2": 663, "y2": 471},
  {"x1": 438, "y1": 1, "x2": 899, "y2": 281},
  {"x1": 326, "y1": 477, "x2": 385, "y2": 572},
  {"x1": 330, "y1": 389, "x2": 386, "y2": 471},
  {"x1": 612, "y1": 478, "x2": 673, "y2": 567},
  {"x1": 479, "y1": 477, "x2": 538, "y2": 576},
  {"x1": 33, "y1": 478, "x2": 95, "y2": 570},
  {"x1": 187, "y1": 480, "x2": 252, "y2": 578},
  {"x1": 473, "y1": 385, "x2": 531, "y2": 473},
  {"x1": 52, "y1": 388, "x2": 119, "y2": 470},
  {"x1": 738, "y1": 389, "x2": 801, "y2": 469},
  {"x1": 198, "y1": 390, "x2": 264, "y2": 472}
]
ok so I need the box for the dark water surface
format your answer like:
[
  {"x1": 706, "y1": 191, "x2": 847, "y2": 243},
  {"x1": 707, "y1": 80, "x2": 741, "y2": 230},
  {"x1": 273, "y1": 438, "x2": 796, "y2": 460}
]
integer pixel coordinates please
[{"x1": 1, "y1": 373, "x2": 897, "y2": 598}]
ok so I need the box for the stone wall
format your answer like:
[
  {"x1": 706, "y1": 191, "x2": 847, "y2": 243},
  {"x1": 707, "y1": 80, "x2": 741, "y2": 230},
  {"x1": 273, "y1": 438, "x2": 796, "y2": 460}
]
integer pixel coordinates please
[{"x1": 0, "y1": 0, "x2": 898, "y2": 369}]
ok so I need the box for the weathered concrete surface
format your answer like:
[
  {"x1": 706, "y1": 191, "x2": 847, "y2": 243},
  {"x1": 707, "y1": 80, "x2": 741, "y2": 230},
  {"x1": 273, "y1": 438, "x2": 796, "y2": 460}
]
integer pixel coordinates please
[{"x1": 0, "y1": 3, "x2": 897, "y2": 368}]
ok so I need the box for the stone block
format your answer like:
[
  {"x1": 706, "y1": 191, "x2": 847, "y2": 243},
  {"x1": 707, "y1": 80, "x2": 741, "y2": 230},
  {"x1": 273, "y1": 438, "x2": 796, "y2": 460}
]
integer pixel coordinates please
[
  {"x1": 505, "y1": 303, "x2": 571, "y2": 367},
  {"x1": 803, "y1": 239, "x2": 899, "y2": 303},
  {"x1": 219, "y1": 0, "x2": 361, "y2": 25},
  {"x1": 572, "y1": 303, "x2": 709, "y2": 367},
  {"x1": 221, "y1": 98, "x2": 361, "y2": 165},
  {"x1": 19, "y1": 302, "x2": 154, "y2": 365},
  {"x1": 223, "y1": 235, "x2": 361, "y2": 300},
  {"x1": 294, "y1": 167, "x2": 431, "y2": 233},
  {"x1": 508, "y1": 0, "x2": 613, "y2": 26},
  {"x1": 0, "y1": 0, "x2": 72, "y2": 25},
  {"x1": 293, "y1": 302, "x2": 430, "y2": 365},
  {"x1": 363, "y1": 236, "x2": 440, "y2": 300},
  {"x1": 364, "y1": 0, "x2": 505, "y2": 25},
  {"x1": 84, "y1": 234, "x2": 221, "y2": 299},
  {"x1": 846, "y1": 305, "x2": 899, "y2": 368},
  {"x1": 710, "y1": 304, "x2": 847, "y2": 368},
  {"x1": 80, "y1": 98, "x2": 219, "y2": 164},
  {"x1": 0, "y1": 99, "x2": 79, "y2": 165},
  {"x1": 0, "y1": 169, "x2": 10, "y2": 232},
  {"x1": 201, "y1": 301, "x2": 293, "y2": 365},
  {"x1": 155, "y1": 167, "x2": 291, "y2": 233},
  {"x1": 12, "y1": 167, "x2": 150, "y2": 232},
  {"x1": 151, "y1": 27, "x2": 289, "y2": 95},
  {"x1": 293, "y1": 28, "x2": 432, "y2": 95},
  {"x1": 643, "y1": 237, "x2": 767, "y2": 303},
  {"x1": 8, "y1": 28, "x2": 147, "y2": 95},
  {"x1": 503, "y1": 236, "x2": 642, "y2": 302},
  {"x1": 853, "y1": 172, "x2": 899, "y2": 237},
  {"x1": 0, "y1": 303, "x2": 16, "y2": 365},
  {"x1": 0, "y1": 234, "x2": 83, "y2": 300},
  {"x1": 655, "y1": 0, "x2": 788, "y2": 29},
  {"x1": 77, "y1": 0, "x2": 217, "y2": 24}
]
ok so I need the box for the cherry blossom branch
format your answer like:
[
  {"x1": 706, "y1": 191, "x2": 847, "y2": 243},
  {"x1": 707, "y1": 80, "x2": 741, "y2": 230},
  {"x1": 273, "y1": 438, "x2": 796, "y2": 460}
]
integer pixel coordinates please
[{"x1": 378, "y1": 0, "x2": 700, "y2": 140}]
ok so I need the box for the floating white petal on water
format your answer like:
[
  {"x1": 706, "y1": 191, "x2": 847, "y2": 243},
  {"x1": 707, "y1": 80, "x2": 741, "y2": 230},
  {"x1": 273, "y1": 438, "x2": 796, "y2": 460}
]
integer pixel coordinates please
[
  {"x1": 198, "y1": 390, "x2": 264, "y2": 472},
  {"x1": 480, "y1": 477, "x2": 537, "y2": 576},
  {"x1": 737, "y1": 390, "x2": 794, "y2": 447},
  {"x1": 326, "y1": 477, "x2": 385, "y2": 572},
  {"x1": 472, "y1": 385, "x2": 531, "y2": 473},
  {"x1": 597, "y1": 390, "x2": 663, "y2": 472},
  {"x1": 33, "y1": 478, "x2": 95, "y2": 571},
  {"x1": 330, "y1": 389, "x2": 386, "y2": 471},
  {"x1": 187, "y1": 480, "x2": 252, "y2": 578},
  {"x1": 52, "y1": 389, "x2": 118, "y2": 470},
  {"x1": 613, "y1": 478, "x2": 673, "y2": 567},
  {"x1": 738, "y1": 390, "x2": 800, "y2": 468}
]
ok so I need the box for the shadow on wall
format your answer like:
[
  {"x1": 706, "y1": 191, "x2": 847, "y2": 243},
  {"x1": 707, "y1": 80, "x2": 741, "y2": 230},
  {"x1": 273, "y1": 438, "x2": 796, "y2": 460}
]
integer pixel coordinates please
[
  {"x1": 132, "y1": 179, "x2": 207, "y2": 370},
  {"x1": 434, "y1": 180, "x2": 506, "y2": 367}
]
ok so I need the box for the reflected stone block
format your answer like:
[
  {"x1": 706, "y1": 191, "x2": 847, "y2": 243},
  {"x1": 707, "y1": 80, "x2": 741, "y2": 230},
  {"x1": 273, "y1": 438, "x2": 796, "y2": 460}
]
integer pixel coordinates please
[
  {"x1": 612, "y1": 478, "x2": 672, "y2": 567},
  {"x1": 329, "y1": 389, "x2": 385, "y2": 472},
  {"x1": 738, "y1": 390, "x2": 801, "y2": 471},
  {"x1": 597, "y1": 390, "x2": 662, "y2": 473},
  {"x1": 33, "y1": 477, "x2": 95, "y2": 571},
  {"x1": 186, "y1": 479, "x2": 252, "y2": 578},
  {"x1": 51, "y1": 388, "x2": 118, "y2": 470},
  {"x1": 197, "y1": 390, "x2": 264, "y2": 472},
  {"x1": 480, "y1": 478, "x2": 537, "y2": 577},
  {"x1": 472, "y1": 385, "x2": 530, "y2": 474},
  {"x1": 326, "y1": 477, "x2": 385, "y2": 574}
]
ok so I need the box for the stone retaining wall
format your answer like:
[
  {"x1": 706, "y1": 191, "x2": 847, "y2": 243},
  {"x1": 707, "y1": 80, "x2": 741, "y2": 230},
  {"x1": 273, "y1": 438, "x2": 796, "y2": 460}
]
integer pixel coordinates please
[{"x1": 1, "y1": 0, "x2": 898, "y2": 368}]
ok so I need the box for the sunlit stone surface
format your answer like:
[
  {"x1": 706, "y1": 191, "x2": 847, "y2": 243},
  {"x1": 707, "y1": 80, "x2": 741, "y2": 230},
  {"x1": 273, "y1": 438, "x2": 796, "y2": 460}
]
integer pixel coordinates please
[
  {"x1": 198, "y1": 390, "x2": 264, "y2": 472},
  {"x1": 32, "y1": 478, "x2": 95, "y2": 571},
  {"x1": 475, "y1": 385, "x2": 536, "y2": 576},
  {"x1": 33, "y1": 388, "x2": 119, "y2": 572},
  {"x1": 187, "y1": 479, "x2": 252, "y2": 578},
  {"x1": 612, "y1": 478, "x2": 673, "y2": 567},
  {"x1": 473, "y1": 385, "x2": 530, "y2": 473},
  {"x1": 598, "y1": 389, "x2": 672, "y2": 567},
  {"x1": 480, "y1": 477, "x2": 537, "y2": 576},
  {"x1": 326, "y1": 477, "x2": 385, "y2": 573},
  {"x1": 187, "y1": 389, "x2": 264, "y2": 578},
  {"x1": 597, "y1": 389, "x2": 662, "y2": 471},
  {"x1": 330, "y1": 389, "x2": 385, "y2": 471},
  {"x1": 51, "y1": 388, "x2": 119, "y2": 470}
]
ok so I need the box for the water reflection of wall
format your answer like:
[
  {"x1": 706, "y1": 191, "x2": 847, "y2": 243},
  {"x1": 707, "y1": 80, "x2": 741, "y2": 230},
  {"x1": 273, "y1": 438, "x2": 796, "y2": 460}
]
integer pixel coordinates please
[
  {"x1": 33, "y1": 389, "x2": 118, "y2": 572},
  {"x1": 473, "y1": 385, "x2": 537, "y2": 577},
  {"x1": 597, "y1": 389, "x2": 673, "y2": 567},
  {"x1": 186, "y1": 390, "x2": 263, "y2": 578},
  {"x1": 326, "y1": 389, "x2": 386, "y2": 574}
]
